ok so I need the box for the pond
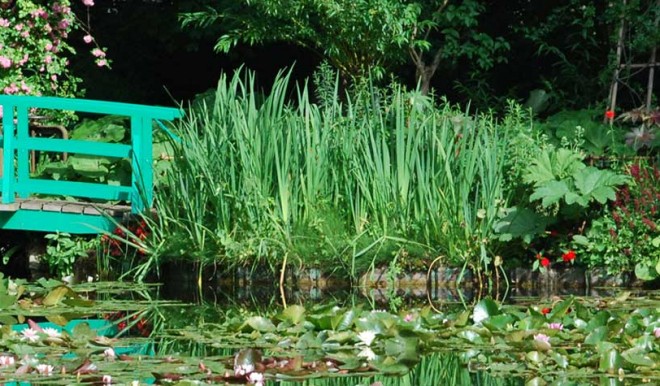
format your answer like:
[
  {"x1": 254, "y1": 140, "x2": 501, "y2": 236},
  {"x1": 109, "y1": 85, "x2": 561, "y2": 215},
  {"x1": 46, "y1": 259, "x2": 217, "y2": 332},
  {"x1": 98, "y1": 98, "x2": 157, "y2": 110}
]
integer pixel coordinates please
[{"x1": 0, "y1": 273, "x2": 658, "y2": 385}]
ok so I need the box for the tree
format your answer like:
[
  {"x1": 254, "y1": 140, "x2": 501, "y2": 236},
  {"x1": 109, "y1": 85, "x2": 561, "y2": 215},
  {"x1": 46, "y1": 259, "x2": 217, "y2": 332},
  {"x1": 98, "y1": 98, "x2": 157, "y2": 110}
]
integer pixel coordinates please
[{"x1": 180, "y1": 0, "x2": 508, "y2": 94}]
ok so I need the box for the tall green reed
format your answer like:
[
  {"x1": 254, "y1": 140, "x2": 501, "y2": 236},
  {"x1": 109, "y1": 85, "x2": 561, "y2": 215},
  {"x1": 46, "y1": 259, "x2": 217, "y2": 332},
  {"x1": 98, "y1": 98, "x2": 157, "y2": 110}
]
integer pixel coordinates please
[{"x1": 138, "y1": 67, "x2": 522, "y2": 282}]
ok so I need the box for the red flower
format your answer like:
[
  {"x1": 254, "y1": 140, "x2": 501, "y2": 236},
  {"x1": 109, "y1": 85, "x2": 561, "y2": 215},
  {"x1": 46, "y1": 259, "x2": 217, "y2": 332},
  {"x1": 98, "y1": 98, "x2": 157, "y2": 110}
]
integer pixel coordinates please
[
  {"x1": 605, "y1": 110, "x2": 615, "y2": 119},
  {"x1": 540, "y1": 257, "x2": 550, "y2": 267},
  {"x1": 562, "y1": 250, "x2": 576, "y2": 262},
  {"x1": 541, "y1": 307, "x2": 551, "y2": 315}
]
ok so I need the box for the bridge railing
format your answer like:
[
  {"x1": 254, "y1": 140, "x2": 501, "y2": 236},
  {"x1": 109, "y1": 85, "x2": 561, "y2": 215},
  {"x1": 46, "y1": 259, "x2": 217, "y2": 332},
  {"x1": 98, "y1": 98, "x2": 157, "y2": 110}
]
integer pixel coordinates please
[{"x1": 0, "y1": 95, "x2": 183, "y2": 213}]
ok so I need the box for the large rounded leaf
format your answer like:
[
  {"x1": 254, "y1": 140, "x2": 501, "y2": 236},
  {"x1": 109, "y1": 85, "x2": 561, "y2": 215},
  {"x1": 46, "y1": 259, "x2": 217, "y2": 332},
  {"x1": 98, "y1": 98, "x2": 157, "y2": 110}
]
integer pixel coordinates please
[{"x1": 472, "y1": 299, "x2": 500, "y2": 324}]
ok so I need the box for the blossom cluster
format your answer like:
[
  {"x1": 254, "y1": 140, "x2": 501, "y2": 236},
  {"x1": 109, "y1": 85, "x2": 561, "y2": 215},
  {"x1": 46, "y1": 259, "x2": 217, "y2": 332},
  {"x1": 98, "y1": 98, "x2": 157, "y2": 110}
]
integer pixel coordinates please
[{"x1": 0, "y1": 1, "x2": 110, "y2": 113}]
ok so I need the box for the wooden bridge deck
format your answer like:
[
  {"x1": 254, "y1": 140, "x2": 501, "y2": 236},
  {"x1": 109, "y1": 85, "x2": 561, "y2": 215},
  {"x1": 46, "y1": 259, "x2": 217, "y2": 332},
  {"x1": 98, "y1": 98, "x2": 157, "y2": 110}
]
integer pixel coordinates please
[{"x1": 0, "y1": 198, "x2": 131, "y2": 217}]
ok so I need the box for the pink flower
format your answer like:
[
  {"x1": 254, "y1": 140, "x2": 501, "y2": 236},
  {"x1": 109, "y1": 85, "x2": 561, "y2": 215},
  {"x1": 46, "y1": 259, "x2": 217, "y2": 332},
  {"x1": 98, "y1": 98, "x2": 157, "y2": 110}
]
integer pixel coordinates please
[
  {"x1": 548, "y1": 323, "x2": 563, "y2": 330},
  {"x1": 82, "y1": 0, "x2": 95, "y2": 6},
  {"x1": 654, "y1": 328, "x2": 660, "y2": 338},
  {"x1": 44, "y1": 56, "x2": 53, "y2": 64},
  {"x1": 0, "y1": 355, "x2": 15, "y2": 367},
  {"x1": 404, "y1": 314, "x2": 414, "y2": 322},
  {"x1": 0, "y1": 56, "x2": 11, "y2": 69},
  {"x1": 102, "y1": 375, "x2": 112, "y2": 384},
  {"x1": 19, "y1": 54, "x2": 29, "y2": 65},
  {"x1": 58, "y1": 19, "x2": 70, "y2": 30},
  {"x1": 97, "y1": 59, "x2": 108, "y2": 67},
  {"x1": 533, "y1": 333, "x2": 550, "y2": 344},
  {"x1": 45, "y1": 43, "x2": 54, "y2": 51},
  {"x1": 20, "y1": 328, "x2": 39, "y2": 343},
  {"x1": 0, "y1": 18, "x2": 9, "y2": 27},
  {"x1": 83, "y1": 34, "x2": 93, "y2": 43},
  {"x1": 92, "y1": 48, "x2": 106, "y2": 58},
  {"x1": 14, "y1": 23, "x2": 23, "y2": 31},
  {"x1": 36, "y1": 364, "x2": 53, "y2": 376}
]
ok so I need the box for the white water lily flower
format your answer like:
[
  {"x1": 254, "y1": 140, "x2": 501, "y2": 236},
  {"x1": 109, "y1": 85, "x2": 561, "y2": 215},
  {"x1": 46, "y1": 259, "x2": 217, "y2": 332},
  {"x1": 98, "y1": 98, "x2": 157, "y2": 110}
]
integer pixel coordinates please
[
  {"x1": 35, "y1": 364, "x2": 53, "y2": 375},
  {"x1": 102, "y1": 375, "x2": 112, "y2": 384},
  {"x1": 20, "y1": 328, "x2": 39, "y2": 343},
  {"x1": 0, "y1": 355, "x2": 15, "y2": 367},
  {"x1": 248, "y1": 372, "x2": 264, "y2": 386},
  {"x1": 42, "y1": 327, "x2": 61, "y2": 338},
  {"x1": 357, "y1": 330, "x2": 377, "y2": 346},
  {"x1": 357, "y1": 347, "x2": 376, "y2": 361},
  {"x1": 104, "y1": 348, "x2": 116, "y2": 360}
]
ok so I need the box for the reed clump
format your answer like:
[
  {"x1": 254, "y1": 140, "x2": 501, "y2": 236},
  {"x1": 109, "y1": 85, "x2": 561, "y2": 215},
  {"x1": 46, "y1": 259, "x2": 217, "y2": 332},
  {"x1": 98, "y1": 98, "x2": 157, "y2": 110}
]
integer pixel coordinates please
[{"x1": 142, "y1": 69, "x2": 529, "y2": 282}]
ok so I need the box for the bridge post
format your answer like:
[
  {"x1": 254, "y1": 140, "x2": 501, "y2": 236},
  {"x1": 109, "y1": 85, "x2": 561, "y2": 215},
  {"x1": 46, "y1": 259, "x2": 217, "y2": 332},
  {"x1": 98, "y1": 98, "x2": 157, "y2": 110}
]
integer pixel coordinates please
[
  {"x1": 130, "y1": 115, "x2": 154, "y2": 213},
  {"x1": 16, "y1": 105, "x2": 30, "y2": 199},
  {"x1": 1, "y1": 102, "x2": 16, "y2": 204}
]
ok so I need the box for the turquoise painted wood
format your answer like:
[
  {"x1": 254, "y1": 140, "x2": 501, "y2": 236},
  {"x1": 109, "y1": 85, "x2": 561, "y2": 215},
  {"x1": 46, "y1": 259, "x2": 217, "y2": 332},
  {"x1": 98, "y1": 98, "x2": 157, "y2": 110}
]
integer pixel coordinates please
[{"x1": 0, "y1": 95, "x2": 183, "y2": 234}]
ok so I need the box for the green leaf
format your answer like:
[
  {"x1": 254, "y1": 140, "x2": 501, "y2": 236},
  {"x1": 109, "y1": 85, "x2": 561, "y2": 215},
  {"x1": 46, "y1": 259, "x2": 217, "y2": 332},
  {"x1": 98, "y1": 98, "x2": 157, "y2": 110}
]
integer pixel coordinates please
[
  {"x1": 584, "y1": 326, "x2": 609, "y2": 345},
  {"x1": 472, "y1": 298, "x2": 500, "y2": 324},
  {"x1": 599, "y1": 349, "x2": 622, "y2": 372},
  {"x1": 493, "y1": 207, "x2": 548, "y2": 243},
  {"x1": 529, "y1": 180, "x2": 571, "y2": 207},
  {"x1": 572, "y1": 167, "x2": 625, "y2": 204},
  {"x1": 242, "y1": 316, "x2": 276, "y2": 333},
  {"x1": 43, "y1": 286, "x2": 76, "y2": 306},
  {"x1": 279, "y1": 305, "x2": 305, "y2": 325},
  {"x1": 621, "y1": 347, "x2": 656, "y2": 367}
]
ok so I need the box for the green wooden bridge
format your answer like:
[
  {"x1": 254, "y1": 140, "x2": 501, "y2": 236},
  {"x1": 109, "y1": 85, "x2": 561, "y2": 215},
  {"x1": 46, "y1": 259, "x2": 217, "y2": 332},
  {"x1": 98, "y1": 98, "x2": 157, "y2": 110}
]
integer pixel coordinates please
[{"x1": 0, "y1": 95, "x2": 183, "y2": 234}]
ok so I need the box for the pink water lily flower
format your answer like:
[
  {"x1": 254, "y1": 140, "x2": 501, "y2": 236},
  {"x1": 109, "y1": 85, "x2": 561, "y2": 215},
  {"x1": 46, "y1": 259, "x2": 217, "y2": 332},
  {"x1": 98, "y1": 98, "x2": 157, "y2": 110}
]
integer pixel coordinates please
[
  {"x1": 654, "y1": 327, "x2": 660, "y2": 338},
  {"x1": 0, "y1": 355, "x2": 15, "y2": 367},
  {"x1": 20, "y1": 328, "x2": 39, "y2": 343},
  {"x1": 548, "y1": 323, "x2": 563, "y2": 330},
  {"x1": 36, "y1": 364, "x2": 53, "y2": 375}
]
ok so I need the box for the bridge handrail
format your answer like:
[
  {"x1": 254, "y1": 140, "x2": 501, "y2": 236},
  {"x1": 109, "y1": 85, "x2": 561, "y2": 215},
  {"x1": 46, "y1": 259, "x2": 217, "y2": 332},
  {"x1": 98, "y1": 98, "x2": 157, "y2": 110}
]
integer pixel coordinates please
[{"x1": 0, "y1": 95, "x2": 183, "y2": 214}]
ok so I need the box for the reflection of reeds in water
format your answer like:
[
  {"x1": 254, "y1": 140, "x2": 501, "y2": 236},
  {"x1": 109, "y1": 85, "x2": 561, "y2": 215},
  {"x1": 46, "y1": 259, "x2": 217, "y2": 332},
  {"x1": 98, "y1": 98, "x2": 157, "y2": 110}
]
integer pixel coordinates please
[{"x1": 275, "y1": 352, "x2": 522, "y2": 386}]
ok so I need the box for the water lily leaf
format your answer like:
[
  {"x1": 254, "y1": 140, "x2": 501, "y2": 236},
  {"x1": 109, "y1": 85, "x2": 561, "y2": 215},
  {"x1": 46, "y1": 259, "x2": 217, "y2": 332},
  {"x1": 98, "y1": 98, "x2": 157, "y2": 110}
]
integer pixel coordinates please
[
  {"x1": 46, "y1": 314, "x2": 69, "y2": 326},
  {"x1": 472, "y1": 298, "x2": 500, "y2": 324},
  {"x1": 243, "y1": 316, "x2": 276, "y2": 333},
  {"x1": 0, "y1": 315, "x2": 17, "y2": 325},
  {"x1": 525, "y1": 376, "x2": 548, "y2": 386},
  {"x1": 62, "y1": 298, "x2": 95, "y2": 307},
  {"x1": 0, "y1": 292, "x2": 16, "y2": 309},
  {"x1": 549, "y1": 297, "x2": 573, "y2": 319},
  {"x1": 325, "y1": 331, "x2": 354, "y2": 344},
  {"x1": 457, "y1": 330, "x2": 483, "y2": 344},
  {"x1": 72, "y1": 322, "x2": 95, "y2": 340},
  {"x1": 584, "y1": 326, "x2": 609, "y2": 345},
  {"x1": 279, "y1": 305, "x2": 305, "y2": 325},
  {"x1": 331, "y1": 309, "x2": 357, "y2": 331},
  {"x1": 526, "y1": 351, "x2": 545, "y2": 363},
  {"x1": 599, "y1": 349, "x2": 622, "y2": 372},
  {"x1": 453, "y1": 310, "x2": 470, "y2": 327},
  {"x1": 621, "y1": 348, "x2": 655, "y2": 367},
  {"x1": 43, "y1": 285, "x2": 76, "y2": 306},
  {"x1": 37, "y1": 277, "x2": 64, "y2": 289},
  {"x1": 371, "y1": 361, "x2": 410, "y2": 375},
  {"x1": 550, "y1": 352, "x2": 568, "y2": 368},
  {"x1": 586, "y1": 311, "x2": 610, "y2": 331},
  {"x1": 484, "y1": 314, "x2": 515, "y2": 331}
]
